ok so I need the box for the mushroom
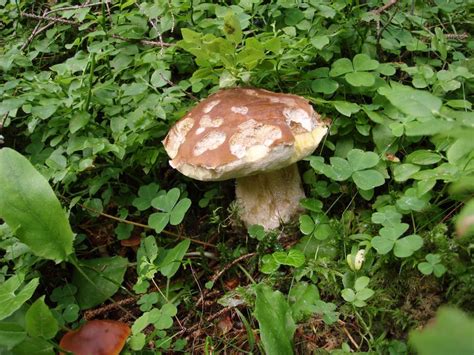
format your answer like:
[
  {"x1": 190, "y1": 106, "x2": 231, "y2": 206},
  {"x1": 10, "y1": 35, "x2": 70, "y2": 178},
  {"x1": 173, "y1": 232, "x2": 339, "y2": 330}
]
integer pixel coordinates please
[
  {"x1": 59, "y1": 319, "x2": 131, "y2": 355},
  {"x1": 163, "y1": 88, "x2": 328, "y2": 230}
]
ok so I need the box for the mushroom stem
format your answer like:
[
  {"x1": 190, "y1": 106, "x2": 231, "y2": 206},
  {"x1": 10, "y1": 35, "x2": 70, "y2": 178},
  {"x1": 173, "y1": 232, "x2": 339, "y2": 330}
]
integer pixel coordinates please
[{"x1": 235, "y1": 164, "x2": 306, "y2": 230}]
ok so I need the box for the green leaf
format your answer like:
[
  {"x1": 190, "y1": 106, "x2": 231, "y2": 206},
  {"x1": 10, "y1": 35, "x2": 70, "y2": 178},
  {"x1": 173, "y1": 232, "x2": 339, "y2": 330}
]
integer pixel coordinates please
[
  {"x1": 0, "y1": 323, "x2": 26, "y2": 350},
  {"x1": 311, "y1": 78, "x2": 339, "y2": 95},
  {"x1": 158, "y1": 239, "x2": 190, "y2": 278},
  {"x1": 260, "y1": 255, "x2": 280, "y2": 274},
  {"x1": 345, "y1": 71, "x2": 376, "y2": 87},
  {"x1": 334, "y1": 101, "x2": 361, "y2": 117},
  {"x1": 406, "y1": 150, "x2": 441, "y2": 165},
  {"x1": 11, "y1": 336, "x2": 54, "y2": 355},
  {"x1": 169, "y1": 198, "x2": 191, "y2": 225},
  {"x1": 310, "y1": 35, "x2": 329, "y2": 50},
  {"x1": 352, "y1": 54, "x2": 379, "y2": 71},
  {"x1": 371, "y1": 207, "x2": 402, "y2": 227},
  {"x1": 418, "y1": 262, "x2": 433, "y2": 275},
  {"x1": 0, "y1": 148, "x2": 74, "y2": 262},
  {"x1": 254, "y1": 285, "x2": 296, "y2": 355},
  {"x1": 354, "y1": 276, "x2": 370, "y2": 291},
  {"x1": 289, "y1": 282, "x2": 320, "y2": 322},
  {"x1": 357, "y1": 288, "x2": 374, "y2": 301},
  {"x1": 273, "y1": 250, "x2": 305, "y2": 267},
  {"x1": 148, "y1": 212, "x2": 169, "y2": 233},
  {"x1": 73, "y1": 256, "x2": 128, "y2": 309},
  {"x1": 371, "y1": 236, "x2": 394, "y2": 254},
  {"x1": 223, "y1": 11, "x2": 242, "y2": 44},
  {"x1": 69, "y1": 111, "x2": 90, "y2": 133},
  {"x1": 378, "y1": 83, "x2": 442, "y2": 117},
  {"x1": 328, "y1": 157, "x2": 352, "y2": 181},
  {"x1": 25, "y1": 297, "x2": 58, "y2": 340},
  {"x1": 393, "y1": 234, "x2": 423, "y2": 258},
  {"x1": 393, "y1": 163, "x2": 421, "y2": 182},
  {"x1": 152, "y1": 188, "x2": 180, "y2": 213},
  {"x1": 299, "y1": 215, "x2": 315, "y2": 235},
  {"x1": 341, "y1": 288, "x2": 356, "y2": 302},
  {"x1": 0, "y1": 276, "x2": 39, "y2": 321},
  {"x1": 347, "y1": 149, "x2": 379, "y2": 171},
  {"x1": 352, "y1": 169, "x2": 385, "y2": 190},
  {"x1": 409, "y1": 307, "x2": 474, "y2": 355},
  {"x1": 329, "y1": 58, "x2": 353, "y2": 77}
]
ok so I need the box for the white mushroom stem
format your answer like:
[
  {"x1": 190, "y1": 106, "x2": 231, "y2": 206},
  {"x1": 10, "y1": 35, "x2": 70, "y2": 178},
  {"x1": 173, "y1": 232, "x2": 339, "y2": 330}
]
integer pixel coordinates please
[{"x1": 235, "y1": 164, "x2": 306, "y2": 230}]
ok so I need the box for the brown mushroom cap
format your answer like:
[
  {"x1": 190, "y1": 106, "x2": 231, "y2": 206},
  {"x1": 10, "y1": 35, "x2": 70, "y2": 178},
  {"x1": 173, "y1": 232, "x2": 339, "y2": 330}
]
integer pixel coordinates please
[
  {"x1": 163, "y1": 88, "x2": 327, "y2": 181},
  {"x1": 59, "y1": 319, "x2": 131, "y2": 355}
]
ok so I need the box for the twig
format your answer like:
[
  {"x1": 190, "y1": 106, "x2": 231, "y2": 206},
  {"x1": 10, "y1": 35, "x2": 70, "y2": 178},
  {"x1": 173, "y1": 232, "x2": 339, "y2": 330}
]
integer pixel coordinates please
[
  {"x1": 83, "y1": 296, "x2": 138, "y2": 320},
  {"x1": 196, "y1": 253, "x2": 257, "y2": 307},
  {"x1": 21, "y1": 12, "x2": 173, "y2": 48},
  {"x1": 371, "y1": 0, "x2": 399, "y2": 15},
  {"x1": 46, "y1": 2, "x2": 103, "y2": 15},
  {"x1": 338, "y1": 320, "x2": 360, "y2": 350}
]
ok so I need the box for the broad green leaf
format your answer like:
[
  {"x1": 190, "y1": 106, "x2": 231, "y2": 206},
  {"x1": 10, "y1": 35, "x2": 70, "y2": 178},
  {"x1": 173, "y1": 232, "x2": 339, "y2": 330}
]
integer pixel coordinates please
[
  {"x1": 25, "y1": 297, "x2": 58, "y2": 340},
  {"x1": 223, "y1": 11, "x2": 242, "y2": 44},
  {"x1": 328, "y1": 157, "x2": 352, "y2": 181},
  {"x1": 341, "y1": 289, "x2": 356, "y2": 302},
  {"x1": 334, "y1": 101, "x2": 361, "y2": 117},
  {"x1": 299, "y1": 215, "x2": 315, "y2": 235},
  {"x1": 329, "y1": 58, "x2": 353, "y2": 77},
  {"x1": 393, "y1": 164, "x2": 421, "y2": 182},
  {"x1": 357, "y1": 288, "x2": 374, "y2": 301},
  {"x1": 0, "y1": 323, "x2": 26, "y2": 350},
  {"x1": 169, "y1": 198, "x2": 191, "y2": 225},
  {"x1": 354, "y1": 276, "x2": 370, "y2": 292},
  {"x1": 260, "y1": 255, "x2": 280, "y2": 274},
  {"x1": 11, "y1": 336, "x2": 54, "y2": 355},
  {"x1": 404, "y1": 119, "x2": 453, "y2": 136},
  {"x1": 72, "y1": 256, "x2": 128, "y2": 309},
  {"x1": 300, "y1": 198, "x2": 323, "y2": 213},
  {"x1": 447, "y1": 138, "x2": 474, "y2": 164},
  {"x1": 0, "y1": 277, "x2": 39, "y2": 321},
  {"x1": 273, "y1": 249, "x2": 305, "y2": 267},
  {"x1": 311, "y1": 78, "x2": 339, "y2": 95},
  {"x1": 347, "y1": 149, "x2": 379, "y2": 171},
  {"x1": 345, "y1": 71, "x2": 375, "y2": 87},
  {"x1": 409, "y1": 307, "x2": 474, "y2": 355},
  {"x1": 148, "y1": 212, "x2": 169, "y2": 233},
  {"x1": 310, "y1": 35, "x2": 329, "y2": 50},
  {"x1": 406, "y1": 150, "x2": 442, "y2": 165},
  {"x1": 352, "y1": 54, "x2": 379, "y2": 71},
  {"x1": 69, "y1": 111, "x2": 90, "y2": 133},
  {"x1": 378, "y1": 83, "x2": 442, "y2": 117},
  {"x1": 394, "y1": 234, "x2": 423, "y2": 258},
  {"x1": 152, "y1": 188, "x2": 180, "y2": 213},
  {"x1": 0, "y1": 148, "x2": 74, "y2": 262},
  {"x1": 254, "y1": 285, "x2": 296, "y2": 355},
  {"x1": 158, "y1": 239, "x2": 190, "y2": 278},
  {"x1": 371, "y1": 207, "x2": 402, "y2": 227},
  {"x1": 352, "y1": 170, "x2": 385, "y2": 190},
  {"x1": 371, "y1": 236, "x2": 394, "y2": 254},
  {"x1": 289, "y1": 282, "x2": 320, "y2": 322},
  {"x1": 418, "y1": 262, "x2": 433, "y2": 275}
]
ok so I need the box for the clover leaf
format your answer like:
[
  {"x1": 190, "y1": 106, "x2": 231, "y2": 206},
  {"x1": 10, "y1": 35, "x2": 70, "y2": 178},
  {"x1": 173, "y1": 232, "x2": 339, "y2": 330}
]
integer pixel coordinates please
[
  {"x1": 418, "y1": 254, "x2": 447, "y2": 277},
  {"x1": 341, "y1": 276, "x2": 374, "y2": 307},
  {"x1": 372, "y1": 223, "x2": 423, "y2": 257},
  {"x1": 148, "y1": 188, "x2": 191, "y2": 233},
  {"x1": 133, "y1": 183, "x2": 161, "y2": 211}
]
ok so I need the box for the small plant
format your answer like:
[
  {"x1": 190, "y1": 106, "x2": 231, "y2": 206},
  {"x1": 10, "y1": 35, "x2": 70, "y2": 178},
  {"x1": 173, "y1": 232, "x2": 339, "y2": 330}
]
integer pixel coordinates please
[
  {"x1": 418, "y1": 254, "x2": 447, "y2": 277},
  {"x1": 341, "y1": 276, "x2": 375, "y2": 308}
]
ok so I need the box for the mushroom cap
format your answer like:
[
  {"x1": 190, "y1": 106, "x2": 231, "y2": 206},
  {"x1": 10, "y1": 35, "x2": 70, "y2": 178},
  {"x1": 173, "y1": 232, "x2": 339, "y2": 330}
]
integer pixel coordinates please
[
  {"x1": 163, "y1": 88, "x2": 328, "y2": 181},
  {"x1": 59, "y1": 319, "x2": 131, "y2": 355}
]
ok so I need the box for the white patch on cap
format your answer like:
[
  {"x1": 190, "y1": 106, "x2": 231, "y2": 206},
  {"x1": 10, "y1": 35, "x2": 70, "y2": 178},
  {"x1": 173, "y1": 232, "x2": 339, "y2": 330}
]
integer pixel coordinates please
[
  {"x1": 203, "y1": 100, "x2": 220, "y2": 113},
  {"x1": 270, "y1": 97, "x2": 296, "y2": 106},
  {"x1": 231, "y1": 106, "x2": 249, "y2": 115},
  {"x1": 196, "y1": 127, "x2": 206, "y2": 135},
  {"x1": 283, "y1": 108, "x2": 314, "y2": 132},
  {"x1": 229, "y1": 119, "x2": 282, "y2": 159},
  {"x1": 193, "y1": 131, "x2": 226, "y2": 156},
  {"x1": 164, "y1": 116, "x2": 194, "y2": 159},
  {"x1": 200, "y1": 115, "x2": 223, "y2": 128}
]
